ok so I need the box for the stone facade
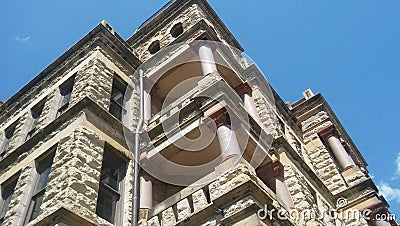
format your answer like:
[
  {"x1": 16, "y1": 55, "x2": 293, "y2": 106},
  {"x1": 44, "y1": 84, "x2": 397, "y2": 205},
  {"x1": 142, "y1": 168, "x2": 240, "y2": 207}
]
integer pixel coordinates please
[
  {"x1": 0, "y1": 1, "x2": 396, "y2": 226},
  {"x1": 32, "y1": 127, "x2": 105, "y2": 225}
]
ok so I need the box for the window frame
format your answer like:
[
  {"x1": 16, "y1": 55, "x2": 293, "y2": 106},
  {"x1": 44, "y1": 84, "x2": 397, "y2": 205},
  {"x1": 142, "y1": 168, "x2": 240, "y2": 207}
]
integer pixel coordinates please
[
  {"x1": 148, "y1": 40, "x2": 160, "y2": 54},
  {"x1": 26, "y1": 100, "x2": 45, "y2": 141},
  {"x1": 96, "y1": 144, "x2": 127, "y2": 225},
  {"x1": 109, "y1": 76, "x2": 127, "y2": 121},
  {"x1": 24, "y1": 150, "x2": 56, "y2": 224},
  {"x1": 170, "y1": 23, "x2": 184, "y2": 38},
  {"x1": 0, "y1": 121, "x2": 18, "y2": 158},
  {"x1": 0, "y1": 174, "x2": 19, "y2": 224},
  {"x1": 56, "y1": 76, "x2": 75, "y2": 117}
]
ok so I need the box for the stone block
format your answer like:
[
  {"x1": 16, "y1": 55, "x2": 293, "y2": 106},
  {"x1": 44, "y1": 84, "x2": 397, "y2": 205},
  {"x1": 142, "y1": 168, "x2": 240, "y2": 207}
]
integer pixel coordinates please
[
  {"x1": 161, "y1": 207, "x2": 176, "y2": 226},
  {"x1": 177, "y1": 198, "x2": 191, "y2": 221},
  {"x1": 192, "y1": 189, "x2": 208, "y2": 212}
]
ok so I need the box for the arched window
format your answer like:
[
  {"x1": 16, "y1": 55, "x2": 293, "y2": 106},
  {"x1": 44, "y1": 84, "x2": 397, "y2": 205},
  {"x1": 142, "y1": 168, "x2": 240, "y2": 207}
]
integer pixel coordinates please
[
  {"x1": 148, "y1": 40, "x2": 160, "y2": 54},
  {"x1": 170, "y1": 23, "x2": 183, "y2": 38}
]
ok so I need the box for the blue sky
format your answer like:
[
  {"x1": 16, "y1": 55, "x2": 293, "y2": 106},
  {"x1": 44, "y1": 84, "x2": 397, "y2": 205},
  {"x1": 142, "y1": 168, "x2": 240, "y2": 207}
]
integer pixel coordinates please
[{"x1": 1, "y1": 0, "x2": 399, "y2": 215}]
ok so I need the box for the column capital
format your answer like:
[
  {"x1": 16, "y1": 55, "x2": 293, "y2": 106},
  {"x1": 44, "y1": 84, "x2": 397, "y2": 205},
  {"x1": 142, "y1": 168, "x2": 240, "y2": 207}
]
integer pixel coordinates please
[
  {"x1": 206, "y1": 107, "x2": 230, "y2": 128},
  {"x1": 189, "y1": 32, "x2": 217, "y2": 49},
  {"x1": 369, "y1": 201, "x2": 389, "y2": 220},
  {"x1": 256, "y1": 159, "x2": 285, "y2": 183},
  {"x1": 234, "y1": 82, "x2": 253, "y2": 97},
  {"x1": 318, "y1": 124, "x2": 337, "y2": 140}
]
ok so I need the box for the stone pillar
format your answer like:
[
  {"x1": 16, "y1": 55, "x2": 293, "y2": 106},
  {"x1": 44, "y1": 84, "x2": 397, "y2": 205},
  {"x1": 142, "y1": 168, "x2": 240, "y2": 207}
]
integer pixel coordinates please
[
  {"x1": 234, "y1": 82, "x2": 262, "y2": 124},
  {"x1": 138, "y1": 175, "x2": 153, "y2": 225},
  {"x1": 139, "y1": 175, "x2": 153, "y2": 210},
  {"x1": 197, "y1": 43, "x2": 217, "y2": 76},
  {"x1": 144, "y1": 90, "x2": 152, "y2": 122},
  {"x1": 318, "y1": 125, "x2": 355, "y2": 171},
  {"x1": 143, "y1": 77, "x2": 153, "y2": 122},
  {"x1": 207, "y1": 107, "x2": 241, "y2": 162},
  {"x1": 256, "y1": 160, "x2": 295, "y2": 209}
]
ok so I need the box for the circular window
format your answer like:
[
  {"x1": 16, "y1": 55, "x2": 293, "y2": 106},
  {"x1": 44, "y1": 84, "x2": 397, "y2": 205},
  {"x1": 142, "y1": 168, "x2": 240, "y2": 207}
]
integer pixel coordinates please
[
  {"x1": 148, "y1": 40, "x2": 160, "y2": 54},
  {"x1": 170, "y1": 23, "x2": 184, "y2": 38}
]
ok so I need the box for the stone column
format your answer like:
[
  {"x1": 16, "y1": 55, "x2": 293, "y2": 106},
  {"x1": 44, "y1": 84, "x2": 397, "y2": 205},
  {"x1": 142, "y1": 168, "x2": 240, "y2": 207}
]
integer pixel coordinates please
[
  {"x1": 140, "y1": 175, "x2": 153, "y2": 210},
  {"x1": 234, "y1": 82, "x2": 262, "y2": 124},
  {"x1": 318, "y1": 125, "x2": 355, "y2": 171},
  {"x1": 143, "y1": 78, "x2": 152, "y2": 122},
  {"x1": 138, "y1": 175, "x2": 153, "y2": 224},
  {"x1": 207, "y1": 107, "x2": 241, "y2": 162},
  {"x1": 197, "y1": 43, "x2": 217, "y2": 76},
  {"x1": 144, "y1": 90, "x2": 152, "y2": 122},
  {"x1": 256, "y1": 160, "x2": 295, "y2": 209}
]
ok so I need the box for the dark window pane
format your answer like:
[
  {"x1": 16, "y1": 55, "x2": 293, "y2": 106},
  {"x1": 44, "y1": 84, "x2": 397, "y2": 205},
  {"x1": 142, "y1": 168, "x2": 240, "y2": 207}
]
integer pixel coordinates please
[
  {"x1": 109, "y1": 77, "x2": 127, "y2": 121},
  {"x1": 96, "y1": 146, "x2": 126, "y2": 224},
  {"x1": 29, "y1": 190, "x2": 45, "y2": 221},
  {"x1": 148, "y1": 40, "x2": 160, "y2": 54},
  {"x1": 109, "y1": 101, "x2": 122, "y2": 121},
  {"x1": 57, "y1": 76, "x2": 75, "y2": 117},
  {"x1": 26, "y1": 102, "x2": 44, "y2": 140},
  {"x1": 0, "y1": 179, "x2": 18, "y2": 220},
  {"x1": 1, "y1": 123, "x2": 17, "y2": 157},
  {"x1": 96, "y1": 185, "x2": 119, "y2": 223},
  {"x1": 26, "y1": 151, "x2": 55, "y2": 223},
  {"x1": 170, "y1": 23, "x2": 183, "y2": 38},
  {"x1": 38, "y1": 167, "x2": 51, "y2": 190}
]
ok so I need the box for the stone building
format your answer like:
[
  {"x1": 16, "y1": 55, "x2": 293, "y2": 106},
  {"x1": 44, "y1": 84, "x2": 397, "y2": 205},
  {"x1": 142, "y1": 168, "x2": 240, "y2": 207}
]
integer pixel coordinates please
[{"x1": 0, "y1": 0, "x2": 396, "y2": 226}]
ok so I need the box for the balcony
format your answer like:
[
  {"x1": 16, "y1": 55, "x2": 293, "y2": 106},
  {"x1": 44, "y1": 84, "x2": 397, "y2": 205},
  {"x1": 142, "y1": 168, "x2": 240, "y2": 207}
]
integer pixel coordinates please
[{"x1": 145, "y1": 159, "x2": 297, "y2": 226}]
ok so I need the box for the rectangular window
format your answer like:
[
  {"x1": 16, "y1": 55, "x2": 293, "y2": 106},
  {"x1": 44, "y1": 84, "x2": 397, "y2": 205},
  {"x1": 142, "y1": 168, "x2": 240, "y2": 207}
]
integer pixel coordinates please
[
  {"x1": 57, "y1": 76, "x2": 75, "y2": 117},
  {"x1": 96, "y1": 145, "x2": 126, "y2": 224},
  {"x1": 25, "y1": 151, "x2": 55, "y2": 223},
  {"x1": 26, "y1": 101, "x2": 45, "y2": 141},
  {"x1": 109, "y1": 76, "x2": 127, "y2": 121},
  {"x1": 0, "y1": 122, "x2": 18, "y2": 158},
  {"x1": 0, "y1": 176, "x2": 18, "y2": 224}
]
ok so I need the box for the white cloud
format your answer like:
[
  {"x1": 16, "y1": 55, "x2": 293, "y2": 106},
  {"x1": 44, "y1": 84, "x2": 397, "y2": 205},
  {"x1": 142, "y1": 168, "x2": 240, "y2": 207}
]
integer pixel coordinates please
[
  {"x1": 396, "y1": 154, "x2": 400, "y2": 175},
  {"x1": 378, "y1": 182, "x2": 400, "y2": 203},
  {"x1": 391, "y1": 153, "x2": 400, "y2": 180},
  {"x1": 15, "y1": 36, "x2": 31, "y2": 42}
]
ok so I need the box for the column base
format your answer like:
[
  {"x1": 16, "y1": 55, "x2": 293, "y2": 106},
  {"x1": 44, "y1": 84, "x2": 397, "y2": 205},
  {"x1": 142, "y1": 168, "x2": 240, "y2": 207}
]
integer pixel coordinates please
[{"x1": 138, "y1": 209, "x2": 150, "y2": 225}]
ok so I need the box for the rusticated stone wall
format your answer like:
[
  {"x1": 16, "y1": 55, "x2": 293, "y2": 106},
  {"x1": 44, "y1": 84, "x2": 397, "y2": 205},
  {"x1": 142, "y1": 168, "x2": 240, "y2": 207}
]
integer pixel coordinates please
[
  {"x1": 133, "y1": 4, "x2": 204, "y2": 62},
  {"x1": 35, "y1": 89, "x2": 60, "y2": 131},
  {"x1": 252, "y1": 87, "x2": 281, "y2": 137},
  {"x1": 284, "y1": 163, "x2": 314, "y2": 211},
  {"x1": 70, "y1": 58, "x2": 114, "y2": 110},
  {"x1": 301, "y1": 111, "x2": 347, "y2": 195},
  {"x1": 4, "y1": 111, "x2": 31, "y2": 157},
  {"x1": 28, "y1": 126, "x2": 105, "y2": 225}
]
